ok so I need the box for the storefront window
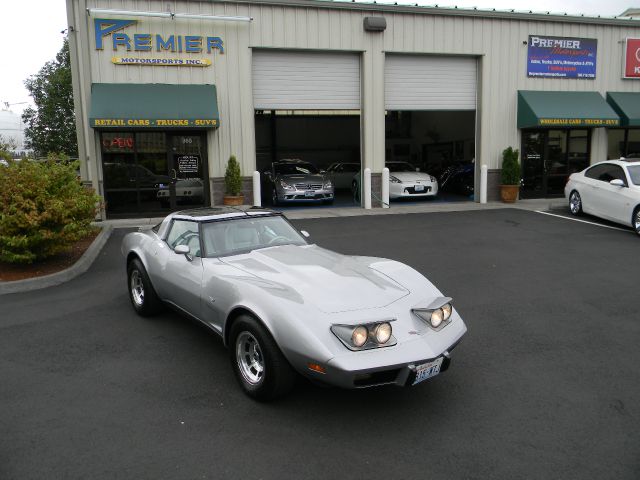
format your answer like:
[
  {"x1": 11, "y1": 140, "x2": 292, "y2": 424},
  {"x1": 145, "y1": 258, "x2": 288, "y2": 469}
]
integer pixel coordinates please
[
  {"x1": 627, "y1": 129, "x2": 640, "y2": 158},
  {"x1": 607, "y1": 129, "x2": 625, "y2": 159}
]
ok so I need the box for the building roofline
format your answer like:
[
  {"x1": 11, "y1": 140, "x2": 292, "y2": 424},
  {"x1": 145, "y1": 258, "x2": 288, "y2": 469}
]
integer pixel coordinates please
[{"x1": 203, "y1": 0, "x2": 640, "y2": 27}]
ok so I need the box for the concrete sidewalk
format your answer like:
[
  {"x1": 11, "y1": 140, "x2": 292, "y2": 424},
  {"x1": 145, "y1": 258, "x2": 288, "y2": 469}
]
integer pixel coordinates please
[{"x1": 98, "y1": 198, "x2": 567, "y2": 228}]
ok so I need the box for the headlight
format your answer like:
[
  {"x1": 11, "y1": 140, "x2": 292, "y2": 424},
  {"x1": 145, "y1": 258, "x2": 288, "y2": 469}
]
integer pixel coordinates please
[
  {"x1": 430, "y1": 175, "x2": 437, "y2": 182},
  {"x1": 389, "y1": 175, "x2": 402, "y2": 183},
  {"x1": 374, "y1": 322, "x2": 392, "y2": 344},
  {"x1": 351, "y1": 326, "x2": 368, "y2": 347},
  {"x1": 430, "y1": 309, "x2": 444, "y2": 328},
  {"x1": 323, "y1": 180, "x2": 333, "y2": 189},
  {"x1": 279, "y1": 179, "x2": 294, "y2": 190},
  {"x1": 441, "y1": 303, "x2": 452, "y2": 321}
]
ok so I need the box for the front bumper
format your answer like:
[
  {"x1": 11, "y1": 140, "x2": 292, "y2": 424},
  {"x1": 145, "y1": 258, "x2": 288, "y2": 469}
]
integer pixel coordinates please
[
  {"x1": 277, "y1": 188, "x2": 334, "y2": 203},
  {"x1": 390, "y1": 182, "x2": 439, "y2": 199}
]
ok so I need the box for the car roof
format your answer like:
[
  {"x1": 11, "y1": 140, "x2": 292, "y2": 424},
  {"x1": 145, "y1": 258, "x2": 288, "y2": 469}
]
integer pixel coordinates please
[
  {"x1": 595, "y1": 159, "x2": 640, "y2": 167},
  {"x1": 171, "y1": 206, "x2": 280, "y2": 222}
]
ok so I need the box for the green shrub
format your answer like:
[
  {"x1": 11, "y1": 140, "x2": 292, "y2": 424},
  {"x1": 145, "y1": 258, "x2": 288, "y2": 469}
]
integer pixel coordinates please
[
  {"x1": 224, "y1": 155, "x2": 242, "y2": 196},
  {"x1": 501, "y1": 146, "x2": 521, "y2": 185},
  {"x1": 0, "y1": 157, "x2": 100, "y2": 264}
]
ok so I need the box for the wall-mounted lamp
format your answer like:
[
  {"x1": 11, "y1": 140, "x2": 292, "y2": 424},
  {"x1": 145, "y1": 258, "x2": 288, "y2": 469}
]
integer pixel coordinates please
[
  {"x1": 86, "y1": 8, "x2": 253, "y2": 23},
  {"x1": 364, "y1": 17, "x2": 387, "y2": 32}
]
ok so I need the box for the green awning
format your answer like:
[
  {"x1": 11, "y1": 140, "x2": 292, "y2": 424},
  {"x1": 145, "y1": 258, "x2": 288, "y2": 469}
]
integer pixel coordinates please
[
  {"x1": 517, "y1": 90, "x2": 620, "y2": 129},
  {"x1": 606, "y1": 92, "x2": 640, "y2": 126},
  {"x1": 90, "y1": 83, "x2": 219, "y2": 129}
]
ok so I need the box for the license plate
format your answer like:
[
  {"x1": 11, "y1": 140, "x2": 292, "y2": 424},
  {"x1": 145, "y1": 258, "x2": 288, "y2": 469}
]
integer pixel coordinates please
[
  {"x1": 304, "y1": 190, "x2": 315, "y2": 197},
  {"x1": 412, "y1": 357, "x2": 443, "y2": 385},
  {"x1": 414, "y1": 185, "x2": 425, "y2": 192}
]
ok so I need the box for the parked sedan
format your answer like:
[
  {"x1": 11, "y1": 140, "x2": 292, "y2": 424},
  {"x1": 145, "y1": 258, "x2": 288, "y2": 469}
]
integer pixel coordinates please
[
  {"x1": 565, "y1": 159, "x2": 640, "y2": 235},
  {"x1": 352, "y1": 162, "x2": 439, "y2": 200},
  {"x1": 326, "y1": 162, "x2": 361, "y2": 190},
  {"x1": 121, "y1": 207, "x2": 467, "y2": 400},
  {"x1": 263, "y1": 159, "x2": 334, "y2": 205}
]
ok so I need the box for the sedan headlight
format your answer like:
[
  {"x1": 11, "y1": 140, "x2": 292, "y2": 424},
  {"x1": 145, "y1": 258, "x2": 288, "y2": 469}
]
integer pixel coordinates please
[
  {"x1": 412, "y1": 298, "x2": 454, "y2": 331},
  {"x1": 279, "y1": 179, "x2": 294, "y2": 190},
  {"x1": 331, "y1": 321, "x2": 396, "y2": 351},
  {"x1": 323, "y1": 179, "x2": 333, "y2": 189},
  {"x1": 430, "y1": 175, "x2": 437, "y2": 182},
  {"x1": 389, "y1": 175, "x2": 402, "y2": 183}
]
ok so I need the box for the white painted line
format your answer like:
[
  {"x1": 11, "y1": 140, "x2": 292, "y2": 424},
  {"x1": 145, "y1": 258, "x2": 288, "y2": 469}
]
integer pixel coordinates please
[{"x1": 534, "y1": 211, "x2": 631, "y2": 233}]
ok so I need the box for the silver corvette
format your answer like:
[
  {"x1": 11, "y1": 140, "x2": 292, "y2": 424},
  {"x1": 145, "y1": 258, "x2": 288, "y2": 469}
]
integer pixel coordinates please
[{"x1": 121, "y1": 207, "x2": 467, "y2": 400}]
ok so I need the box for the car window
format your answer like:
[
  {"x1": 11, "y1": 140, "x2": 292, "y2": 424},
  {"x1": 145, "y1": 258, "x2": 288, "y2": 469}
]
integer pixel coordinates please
[
  {"x1": 202, "y1": 216, "x2": 307, "y2": 257},
  {"x1": 274, "y1": 162, "x2": 319, "y2": 175},
  {"x1": 166, "y1": 220, "x2": 201, "y2": 257},
  {"x1": 344, "y1": 164, "x2": 360, "y2": 172},
  {"x1": 627, "y1": 165, "x2": 640, "y2": 186},
  {"x1": 585, "y1": 163, "x2": 626, "y2": 184},
  {"x1": 386, "y1": 162, "x2": 416, "y2": 172}
]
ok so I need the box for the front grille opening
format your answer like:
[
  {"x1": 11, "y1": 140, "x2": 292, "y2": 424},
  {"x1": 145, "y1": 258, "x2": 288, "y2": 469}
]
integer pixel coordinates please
[{"x1": 353, "y1": 368, "x2": 401, "y2": 387}]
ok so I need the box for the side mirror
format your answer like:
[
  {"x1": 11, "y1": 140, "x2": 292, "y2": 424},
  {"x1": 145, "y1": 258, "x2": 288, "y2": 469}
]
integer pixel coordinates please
[
  {"x1": 174, "y1": 244, "x2": 190, "y2": 255},
  {"x1": 610, "y1": 179, "x2": 625, "y2": 187},
  {"x1": 300, "y1": 230, "x2": 310, "y2": 238}
]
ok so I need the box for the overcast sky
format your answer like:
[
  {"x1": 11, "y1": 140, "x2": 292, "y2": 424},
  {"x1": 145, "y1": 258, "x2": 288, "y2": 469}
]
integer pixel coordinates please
[{"x1": 0, "y1": 0, "x2": 637, "y2": 115}]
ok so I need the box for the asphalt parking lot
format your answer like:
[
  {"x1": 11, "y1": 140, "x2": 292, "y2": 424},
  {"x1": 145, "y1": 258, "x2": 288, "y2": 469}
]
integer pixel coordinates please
[{"x1": 1, "y1": 209, "x2": 638, "y2": 480}]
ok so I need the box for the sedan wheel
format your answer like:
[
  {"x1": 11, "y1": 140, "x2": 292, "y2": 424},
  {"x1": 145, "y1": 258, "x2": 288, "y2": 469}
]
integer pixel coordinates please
[
  {"x1": 271, "y1": 188, "x2": 279, "y2": 206},
  {"x1": 230, "y1": 314, "x2": 295, "y2": 401},
  {"x1": 127, "y1": 258, "x2": 163, "y2": 316},
  {"x1": 569, "y1": 191, "x2": 582, "y2": 216},
  {"x1": 634, "y1": 208, "x2": 640, "y2": 236}
]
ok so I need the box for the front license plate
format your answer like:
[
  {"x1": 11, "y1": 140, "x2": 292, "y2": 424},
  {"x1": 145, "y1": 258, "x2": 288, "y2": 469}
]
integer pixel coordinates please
[
  {"x1": 304, "y1": 190, "x2": 315, "y2": 197},
  {"x1": 414, "y1": 184, "x2": 425, "y2": 192},
  {"x1": 412, "y1": 357, "x2": 443, "y2": 385}
]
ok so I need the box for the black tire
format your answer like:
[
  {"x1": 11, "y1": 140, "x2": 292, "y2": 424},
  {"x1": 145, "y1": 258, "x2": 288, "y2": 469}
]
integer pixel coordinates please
[
  {"x1": 569, "y1": 190, "x2": 583, "y2": 216},
  {"x1": 229, "y1": 315, "x2": 295, "y2": 401},
  {"x1": 323, "y1": 199, "x2": 334, "y2": 205},
  {"x1": 271, "y1": 188, "x2": 280, "y2": 207},
  {"x1": 633, "y1": 206, "x2": 640, "y2": 236},
  {"x1": 127, "y1": 258, "x2": 163, "y2": 316}
]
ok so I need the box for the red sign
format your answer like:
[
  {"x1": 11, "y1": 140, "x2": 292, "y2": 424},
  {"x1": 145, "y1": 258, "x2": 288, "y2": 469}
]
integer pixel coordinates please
[
  {"x1": 624, "y1": 38, "x2": 640, "y2": 78},
  {"x1": 102, "y1": 137, "x2": 134, "y2": 149}
]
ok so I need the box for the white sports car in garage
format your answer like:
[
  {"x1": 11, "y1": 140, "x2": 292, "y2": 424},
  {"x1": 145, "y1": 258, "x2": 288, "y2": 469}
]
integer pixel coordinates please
[
  {"x1": 565, "y1": 159, "x2": 640, "y2": 235},
  {"x1": 352, "y1": 162, "x2": 439, "y2": 200}
]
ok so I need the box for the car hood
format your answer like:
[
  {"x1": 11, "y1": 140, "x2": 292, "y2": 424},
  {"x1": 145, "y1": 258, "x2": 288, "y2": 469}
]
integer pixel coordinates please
[
  {"x1": 221, "y1": 245, "x2": 410, "y2": 313},
  {"x1": 389, "y1": 171, "x2": 434, "y2": 183},
  {"x1": 277, "y1": 174, "x2": 326, "y2": 184}
]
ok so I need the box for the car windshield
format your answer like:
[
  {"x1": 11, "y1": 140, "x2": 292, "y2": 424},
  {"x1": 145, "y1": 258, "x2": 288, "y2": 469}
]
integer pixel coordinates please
[
  {"x1": 274, "y1": 162, "x2": 319, "y2": 175},
  {"x1": 386, "y1": 162, "x2": 417, "y2": 172},
  {"x1": 201, "y1": 215, "x2": 307, "y2": 257},
  {"x1": 627, "y1": 165, "x2": 640, "y2": 185}
]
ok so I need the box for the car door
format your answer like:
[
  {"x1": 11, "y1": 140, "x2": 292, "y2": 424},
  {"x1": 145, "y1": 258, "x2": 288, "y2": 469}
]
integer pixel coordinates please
[
  {"x1": 590, "y1": 164, "x2": 630, "y2": 223},
  {"x1": 158, "y1": 219, "x2": 204, "y2": 319},
  {"x1": 581, "y1": 164, "x2": 611, "y2": 217}
]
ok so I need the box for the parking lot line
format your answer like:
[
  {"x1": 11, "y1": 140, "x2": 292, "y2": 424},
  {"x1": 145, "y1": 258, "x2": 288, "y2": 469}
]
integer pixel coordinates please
[{"x1": 534, "y1": 210, "x2": 631, "y2": 233}]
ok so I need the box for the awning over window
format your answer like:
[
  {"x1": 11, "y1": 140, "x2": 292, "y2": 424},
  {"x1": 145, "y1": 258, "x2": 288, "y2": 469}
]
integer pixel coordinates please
[
  {"x1": 606, "y1": 92, "x2": 640, "y2": 126},
  {"x1": 90, "y1": 83, "x2": 219, "y2": 129},
  {"x1": 517, "y1": 90, "x2": 620, "y2": 129}
]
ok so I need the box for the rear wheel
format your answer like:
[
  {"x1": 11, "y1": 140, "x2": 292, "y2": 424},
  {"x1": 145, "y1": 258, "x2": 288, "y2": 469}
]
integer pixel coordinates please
[
  {"x1": 569, "y1": 190, "x2": 582, "y2": 216},
  {"x1": 271, "y1": 188, "x2": 280, "y2": 207},
  {"x1": 633, "y1": 207, "x2": 640, "y2": 236},
  {"x1": 229, "y1": 315, "x2": 295, "y2": 401},
  {"x1": 127, "y1": 258, "x2": 163, "y2": 316}
]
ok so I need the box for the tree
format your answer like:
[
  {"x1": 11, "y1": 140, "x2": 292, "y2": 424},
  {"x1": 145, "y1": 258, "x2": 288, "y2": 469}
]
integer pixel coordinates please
[
  {"x1": 0, "y1": 134, "x2": 17, "y2": 161},
  {"x1": 22, "y1": 38, "x2": 78, "y2": 158}
]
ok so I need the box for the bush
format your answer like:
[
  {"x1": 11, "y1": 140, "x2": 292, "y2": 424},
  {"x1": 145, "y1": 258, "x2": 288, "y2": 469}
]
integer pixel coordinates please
[
  {"x1": 224, "y1": 155, "x2": 242, "y2": 196},
  {"x1": 0, "y1": 157, "x2": 100, "y2": 264},
  {"x1": 501, "y1": 147, "x2": 521, "y2": 185}
]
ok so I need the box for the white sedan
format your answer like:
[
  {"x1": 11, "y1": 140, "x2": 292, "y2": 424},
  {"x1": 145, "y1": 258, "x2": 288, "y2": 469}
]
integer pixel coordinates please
[{"x1": 565, "y1": 159, "x2": 640, "y2": 235}]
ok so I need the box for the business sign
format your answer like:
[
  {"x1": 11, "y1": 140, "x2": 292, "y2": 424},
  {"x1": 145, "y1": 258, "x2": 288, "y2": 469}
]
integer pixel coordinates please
[
  {"x1": 623, "y1": 38, "x2": 640, "y2": 78},
  {"x1": 527, "y1": 35, "x2": 597, "y2": 79},
  {"x1": 91, "y1": 118, "x2": 218, "y2": 128},
  {"x1": 94, "y1": 18, "x2": 223, "y2": 67},
  {"x1": 537, "y1": 118, "x2": 618, "y2": 127},
  {"x1": 177, "y1": 155, "x2": 200, "y2": 173}
]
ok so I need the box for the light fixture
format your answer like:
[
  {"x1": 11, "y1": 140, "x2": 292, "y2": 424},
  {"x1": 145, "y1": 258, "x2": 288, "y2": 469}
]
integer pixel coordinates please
[{"x1": 86, "y1": 8, "x2": 253, "y2": 23}]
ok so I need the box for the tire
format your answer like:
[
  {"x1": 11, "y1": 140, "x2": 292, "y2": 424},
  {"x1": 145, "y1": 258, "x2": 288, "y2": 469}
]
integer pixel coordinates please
[
  {"x1": 569, "y1": 190, "x2": 583, "y2": 216},
  {"x1": 127, "y1": 258, "x2": 163, "y2": 316},
  {"x1": 271, "y1": 188, "x2": 280, "y2": 207},
  {"x1": 633, "y1": 207, "x2": 640, "y2": 236},
  {"x1": 229, "y1": 314, "x2": 295, "y2": 401},
  {"x1": 352, "y1": 181, "x2": 360, "y2": 202},
  {"x1": 323, "y1": 199, "x2": 334, "y2": 205}
]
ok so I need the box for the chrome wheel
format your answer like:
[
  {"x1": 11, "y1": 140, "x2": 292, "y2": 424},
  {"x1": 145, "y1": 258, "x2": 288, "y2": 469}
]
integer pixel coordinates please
[
  {"x1": 635, "y1": 210, "x2": 640, "y2": 235},
  {"x1": 569, "y1": 191, "x2": 581, "y2": 215},
  {"x1": 236, "y1": 332, "x2": 264, "y2": 385},
  {"x1": 130, "y1": 269, "x2": 144, "y2": 307}
]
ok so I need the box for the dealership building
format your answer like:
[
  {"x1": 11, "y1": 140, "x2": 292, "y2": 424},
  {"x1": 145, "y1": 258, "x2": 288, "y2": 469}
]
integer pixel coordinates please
[{"x1": 65, "y1": 0, "x2": 640, "y2": 218}]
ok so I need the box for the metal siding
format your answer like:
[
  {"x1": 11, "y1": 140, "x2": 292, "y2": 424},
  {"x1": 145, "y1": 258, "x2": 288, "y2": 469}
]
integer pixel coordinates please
[
  {"x1": 252, "y1": 50, "x2": 361, "y2": 109},
  {"x1": 384, "y1": 55, "x2": 477, "y2": 110}
]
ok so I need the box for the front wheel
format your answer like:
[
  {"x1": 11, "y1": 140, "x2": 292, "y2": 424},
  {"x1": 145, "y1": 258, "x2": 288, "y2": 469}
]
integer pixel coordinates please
[
  {"x1": 229, "y1": 315, "x2": 295, "y2": 401},
  {"x1": 271, "y1": 188, "x2": 280, "y2": 207},
  {"x1": 127, "y1": 259, "x2": 163, "y2": 316},
  {"x1": 633, "y1": 207, "x2": 640, "y2": 236},
  {"x1": 569, "y1": 190, "x2": 582, "y2": 216}
]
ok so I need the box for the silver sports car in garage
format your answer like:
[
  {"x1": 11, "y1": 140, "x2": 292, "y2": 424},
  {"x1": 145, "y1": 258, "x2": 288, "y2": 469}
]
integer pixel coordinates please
[{"x1": 122, "y1": 207, "x2": 467, "y2": 400}]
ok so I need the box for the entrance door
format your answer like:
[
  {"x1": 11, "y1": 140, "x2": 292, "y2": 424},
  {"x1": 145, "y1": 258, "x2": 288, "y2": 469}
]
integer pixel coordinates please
[
  {"x1": 521, "y1": 129, "x2": 591, "y2": 198},
  {"x1": 163, "y1": 134, "x2": 207, "y2": 210}
]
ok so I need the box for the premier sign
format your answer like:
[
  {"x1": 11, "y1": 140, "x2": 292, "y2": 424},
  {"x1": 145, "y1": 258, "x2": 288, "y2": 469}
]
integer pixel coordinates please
[{"x1": 623, "y1": 38, "x2": 640, "y2": 78}]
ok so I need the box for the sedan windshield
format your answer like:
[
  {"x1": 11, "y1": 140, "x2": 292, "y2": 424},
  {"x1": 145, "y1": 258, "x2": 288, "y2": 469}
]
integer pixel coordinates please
[
  {"x1": 201, "y1": 216, "x2": 307, "y2": 257},
  {"x1": 386, "y1": 162, "x2": 417, "y2": 173},
  {"x1": 627, "y1": 165, "x2": 640, "y2": 186},
  {"x1": 274, "y1": 162, "x2": 319, "y2": 175}
]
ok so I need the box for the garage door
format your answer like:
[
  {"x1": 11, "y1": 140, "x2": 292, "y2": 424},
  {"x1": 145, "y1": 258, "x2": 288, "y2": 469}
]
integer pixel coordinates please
[
  {"x1": 252, "y1": 50, "x2": 360, "y2": 110},
  {"x1": 385, "y1": 55, "x2": 476, "y2": 110}
]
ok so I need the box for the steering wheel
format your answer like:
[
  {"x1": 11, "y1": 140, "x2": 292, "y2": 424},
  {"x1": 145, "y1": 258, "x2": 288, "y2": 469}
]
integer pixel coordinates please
[{"x1": 267, "y1": 235, "x2": 290, "y2": 245}]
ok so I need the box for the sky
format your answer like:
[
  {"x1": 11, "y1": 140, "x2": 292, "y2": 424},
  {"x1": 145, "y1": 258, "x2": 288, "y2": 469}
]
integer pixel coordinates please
[{"x1": 0, "y1": 0, "x2": 638, "y2": 116}]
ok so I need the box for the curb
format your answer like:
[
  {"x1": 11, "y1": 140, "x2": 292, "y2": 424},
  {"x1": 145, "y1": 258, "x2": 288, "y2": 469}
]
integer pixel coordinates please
[{"x1": 0, "y1": 226, "x2": 114, "y2": 296}]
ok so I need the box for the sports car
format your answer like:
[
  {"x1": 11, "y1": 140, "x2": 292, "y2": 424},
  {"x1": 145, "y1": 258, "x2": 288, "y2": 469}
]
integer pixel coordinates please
[{"x1": 121, "y1": 206, "x2": 467, "y2": 400}]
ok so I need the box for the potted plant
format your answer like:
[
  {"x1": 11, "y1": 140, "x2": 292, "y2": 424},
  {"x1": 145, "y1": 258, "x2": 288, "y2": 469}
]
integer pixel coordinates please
[
  {"x1": 500, "y1": 146, "x2": 521, "y2": 203},
  {"x1": 223, "y1": 155, "x2": 244, "y2": 206}
]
